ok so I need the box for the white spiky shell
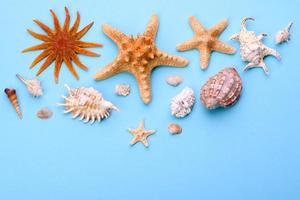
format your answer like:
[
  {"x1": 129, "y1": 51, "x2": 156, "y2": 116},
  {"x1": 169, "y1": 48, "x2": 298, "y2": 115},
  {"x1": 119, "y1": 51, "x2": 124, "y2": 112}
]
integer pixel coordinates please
[
  {"x1": 58, "y1": 85, "x2": 119, "y2": 124},
  {"x1": 230, "y1": 17, "x2": 281, "y2": 75},
  {"x1": 16, "y1": 74, "x2": 43, "y2": 97}
]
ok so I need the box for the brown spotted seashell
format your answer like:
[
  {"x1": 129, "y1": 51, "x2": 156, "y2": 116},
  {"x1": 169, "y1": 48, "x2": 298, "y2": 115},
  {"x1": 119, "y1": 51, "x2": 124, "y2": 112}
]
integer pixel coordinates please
[
  {"x1": 200, "y1": 67, "x2": 242, "y2": 109},
  {"x1": 4, "y1": 88, "x2": 22, "y2": 119}
]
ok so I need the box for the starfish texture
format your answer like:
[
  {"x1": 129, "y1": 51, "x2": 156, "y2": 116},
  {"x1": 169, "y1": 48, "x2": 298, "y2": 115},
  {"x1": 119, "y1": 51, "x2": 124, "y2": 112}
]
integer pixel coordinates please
[
  {"x1": 94, "y1": 15, "x2": 189, "y2": 104},
  {"x1": 23, "y1": 7, "x2": 102, "y2": 83},
  {"x1": 176, "y1": 16, "x2": 236, "y2": 69},
  {"x1": 128, "y1": 120, "x2": 156, "y2": 147}
]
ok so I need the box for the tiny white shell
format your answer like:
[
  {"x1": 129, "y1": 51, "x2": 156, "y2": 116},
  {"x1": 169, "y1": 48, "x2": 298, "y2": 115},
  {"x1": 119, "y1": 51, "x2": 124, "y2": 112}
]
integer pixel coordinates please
[
  {"x1": 166, "y1": 75, "x2": 183, "y2": 86},
  {"x1": 275, "y1": 22, "x2": 293, "y2": 44},
  {"x1": 115, "y1": 84, "x2": 131, "y2": 96},
  {"x1": 37, "y1": 107, "x2": 53, "y2": 119}
]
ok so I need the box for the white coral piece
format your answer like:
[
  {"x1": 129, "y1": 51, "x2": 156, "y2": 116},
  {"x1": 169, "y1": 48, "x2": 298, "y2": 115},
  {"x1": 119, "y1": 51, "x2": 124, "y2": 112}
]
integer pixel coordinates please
[
  {"x1": 275, "y1": 22, "x2": 293, "y2": 44},
  {"x1": 230, "y1": 17, "x2": 281, "y2": 75},
  {"x1": 16, "y1": 74, "x2": 43, "y2": 97},
  {"x1": 58, "y1": 85, "x2": 119, "y2": 124},
  {"x1": 170, "y1": 87, "x2": 195, "y2": 118}
]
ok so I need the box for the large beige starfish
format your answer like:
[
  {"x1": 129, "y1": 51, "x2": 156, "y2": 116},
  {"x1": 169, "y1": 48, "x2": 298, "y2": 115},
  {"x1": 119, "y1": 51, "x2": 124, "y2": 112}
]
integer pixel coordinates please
[
  {"x1": 127, "y1": 120, "x2": 156, "y2": 147},
  {"x1": 94, "y1": 15, "x2": 188, "y2": 104},
  {"x1": 176, "y1": 16, "x2": 236, "y2": 69}
]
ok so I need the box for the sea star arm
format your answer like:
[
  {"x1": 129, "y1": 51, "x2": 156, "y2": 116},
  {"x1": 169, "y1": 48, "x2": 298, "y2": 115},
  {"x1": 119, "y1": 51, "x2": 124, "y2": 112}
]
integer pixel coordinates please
[
  {"x1": 133, "y1": 69, "x2": 152, "y2": 104},
  {"x1": 176, "y1": 37, "x2": 199, "y2": 51},
  {"x1": 29, "y1": 49, "x2": 51, "y2": 68},
  {"x1": 75, "y1": 41, "x2": 103, "y2": 48},
  {"x1": 102, "y1": 24, "x2": 127, "y2": 46},
  {"x1": 54, "y1": 56, "x2": 63, "y2": 83},
  {"x1": 63, "y1": 7, "x2": 70, "y2": 31},
  {"x1": 74, "y1": 46, "x2": 100, "y2": 56},
  {"x1": 150, "y1": 50, "x2": 189, "y2": 69},
  {"x1": 70, "y1": 51, "x2": 88, "y2": 71},
  {"x1": 22, "y1": 43, "x2": 49, "y2": 52},
  {"x1": 189, "y1": 16, "x2": 206, "y2": 33},
  {"x1": 93, "y1": 59, "x2": 124, "y2": 80},
  {"x1": 33, "y1": 19, "x2": 53, "y2": 35},
  {"x1": 210, "y1": 19, "x2": 228, "y2": 37},
  {"x1": 63, "y1": 57, "x2": 79, "y2": 79},
  {"x1": 36, "y1": 54, "x2": 55, "y2": 75},
  {"x1": 212, "y1": 40, "x2": 236, "y2": 54},
  {"x1": 70, "y1": 11, "x2": 80, "y2": 33},
  {"x1": 76, "y1": 22, "x2": 94, "y2": 39},
  {"x1": 199, "y1": 46, "x2": 212, "y2": 69},
  {"x1": 50, "y1": 9, "x2": 61, "y2": 31},
  {"x1": 144, "y1": 15, "x2": 159, "y2": 39},
  {"x1": 27, "y1": 29, "x2": 50, "y2": 41}
]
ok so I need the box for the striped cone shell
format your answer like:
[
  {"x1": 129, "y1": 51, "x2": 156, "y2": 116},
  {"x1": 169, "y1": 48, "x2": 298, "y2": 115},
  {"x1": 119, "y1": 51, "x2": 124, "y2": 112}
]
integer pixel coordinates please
[
  {"x1": 58, "y1": 85, "x2": 119, "y2": 124},
  {"x1": 200, "y1": 67, "x2": 242, "y2": 109},
  {"x1": 4, "y1": 88, "x2": 22, "y2": 119}
]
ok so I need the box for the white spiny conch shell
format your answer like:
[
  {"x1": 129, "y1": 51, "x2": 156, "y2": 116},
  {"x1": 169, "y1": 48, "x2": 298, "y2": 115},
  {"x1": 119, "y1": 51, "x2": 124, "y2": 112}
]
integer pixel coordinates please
[
  {"x1": 16, "y1": 74, "x2": 43, "y2": 97},
  {"x1": 275, "y1": 22, "x2": 293, "y2": 44},
  {"x1": 58, "y1": 84, "x2": 119, "y2": 124},
  {"x1": 230, "y1": 17, "x2": 281, "y2": 75},
  {"x1": 170, "y1": 87, "x2": 195, "y2": 118},
  {"x1": 200, "y1": 67, "x2": 242, "y2": 109}
]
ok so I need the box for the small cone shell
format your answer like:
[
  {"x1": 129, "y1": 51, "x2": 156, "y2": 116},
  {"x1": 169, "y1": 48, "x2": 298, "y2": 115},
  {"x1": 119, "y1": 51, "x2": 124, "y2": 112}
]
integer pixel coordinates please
[{"x1": 4, "y1": 88, "x2": 22, "y2": 119}]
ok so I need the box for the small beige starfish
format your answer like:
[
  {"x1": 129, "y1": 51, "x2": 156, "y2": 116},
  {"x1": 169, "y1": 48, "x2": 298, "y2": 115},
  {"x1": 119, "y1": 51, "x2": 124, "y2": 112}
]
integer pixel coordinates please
[
  {"x1": 127, "y1": 120, "x2": 156, "y2": 147},
  {"x1": 94, "y1": 15, "x2": 188, "y2": 104},
  {"x1": 176, "y1": 16, "x2": 236, "y2": 69}
]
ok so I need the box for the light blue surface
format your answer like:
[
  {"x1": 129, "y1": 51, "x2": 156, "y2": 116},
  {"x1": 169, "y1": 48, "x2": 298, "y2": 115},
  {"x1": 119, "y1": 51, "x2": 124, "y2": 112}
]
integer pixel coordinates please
[{"x1": 0, "y1": 0, "x2": 299, "y2": 199}]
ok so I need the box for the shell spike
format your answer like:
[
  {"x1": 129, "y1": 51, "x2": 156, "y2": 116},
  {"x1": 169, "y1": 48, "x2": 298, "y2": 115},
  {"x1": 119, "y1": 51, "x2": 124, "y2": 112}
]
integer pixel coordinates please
[
  {"x1": 287, "y1": 22, "x2": 293, "y2": 31},
  {"x1": 16, "y1": 74, "x2": 28, "y2": 84},
  {"x1": 241, "y1": 17, "x2": 254, "y2": 31}
]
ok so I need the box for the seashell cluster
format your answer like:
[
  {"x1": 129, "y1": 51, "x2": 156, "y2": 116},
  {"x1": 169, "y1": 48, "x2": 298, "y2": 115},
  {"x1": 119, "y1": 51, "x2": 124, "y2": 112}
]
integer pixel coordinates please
[
  {"x1": 168, "y1": 123, "x2": 182, "y2": 135},
  {"x1": 16, "y1": 74, "x2": 43, "y2": 97},
  {"x1": 170, "y1": 87, "x2": 195, "y2": 118},
  {"x1": 166, "y1": 75, "x2": 183, "y2": 86},
  {"x1": 115, "y1": 84, "x2": 131, "y2": 96},
  {"x1": 200, "y1": 67, "x2": 242, "y2": 109},
  {"x1": 4, "y1": 88, "x2": 22, "y2": 119},
  {"x1": 37, "y1": 107, "x2": 53, "y2": 119},
  {"x1": 230, "y1": 17, "x2": 281, "y2": 75},
  {"x1": 275, "y1": 22, "x2": 293, "y2": 44},
  {"x1": 58, "y1": 85, "x2": 119, "y2": 124}
]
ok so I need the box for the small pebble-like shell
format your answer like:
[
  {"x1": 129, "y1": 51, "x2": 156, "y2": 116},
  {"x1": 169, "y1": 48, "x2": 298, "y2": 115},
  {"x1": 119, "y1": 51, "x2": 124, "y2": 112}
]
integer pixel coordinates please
[
  {"x1": 200, "y1": 67, "x2": 242, "y2": 109},
  {"x1": 166, "y1": 75, "x2": 183, "y2": 86},
  {"x1": 170, "y1": 87, "x2": 195, "y2": 118},
  {"x1": 168, "y1": 123, "x2": 182, "y2": 135},
  {"x1": 4, "y1": 88, "x2": 22, "y2": 119},
  {"x1": 58, "y1": 85, "x2": 119, "y2": 124},
  {"x1": 16, "y1": 74, "x2": 43, "y2": 97},
  {"x1": 115, "y1": 84, "x2": 131, "y2": 96},
  {"x1": 37, "y1": 107, "x2": 53, "y2": 119}
]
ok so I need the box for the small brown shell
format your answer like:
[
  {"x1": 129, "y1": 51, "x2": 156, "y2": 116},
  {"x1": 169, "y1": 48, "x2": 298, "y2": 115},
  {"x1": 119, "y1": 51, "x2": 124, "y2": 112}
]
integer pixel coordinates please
[
  {"x1": 168, "y1": 123, "x2": 182, "y2": 135},
  {"x1": 200, "y1": 67, "x2": 242, "y2": 109},
  {"x1": 4, "y1": 88, "x2": 22, "y2": 119}
]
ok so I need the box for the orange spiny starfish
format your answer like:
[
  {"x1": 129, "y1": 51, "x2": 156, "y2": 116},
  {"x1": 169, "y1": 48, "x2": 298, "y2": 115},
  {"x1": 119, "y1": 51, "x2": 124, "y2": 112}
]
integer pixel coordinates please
[{"x1": 22, "y1": 7, "x2": 102, "y2": 83}]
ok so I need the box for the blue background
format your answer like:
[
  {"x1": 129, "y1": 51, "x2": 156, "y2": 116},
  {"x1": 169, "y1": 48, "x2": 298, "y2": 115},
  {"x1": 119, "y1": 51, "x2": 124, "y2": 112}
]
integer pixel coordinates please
[{"x1": 0, "y1": 0, "x2": 299, "y2": 199}]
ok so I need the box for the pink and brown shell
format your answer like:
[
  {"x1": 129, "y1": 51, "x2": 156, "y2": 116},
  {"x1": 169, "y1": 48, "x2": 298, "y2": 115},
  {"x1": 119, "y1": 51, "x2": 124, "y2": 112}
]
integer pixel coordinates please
[{"x1": 200, "y1": 67, "x2": 242, "y2": 109}]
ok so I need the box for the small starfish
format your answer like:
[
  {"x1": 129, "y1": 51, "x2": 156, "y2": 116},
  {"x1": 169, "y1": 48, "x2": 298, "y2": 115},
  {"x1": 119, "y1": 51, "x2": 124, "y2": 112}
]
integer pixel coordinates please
[
  {"x1": 94, "y1": 15, "x2": 188, "y2": 104},
  {"x1": 127, "y1": 120, "x2": 156, "y2": 147},
  {"x1": 23, "y1": 7, "x2": 102, "y2": 83},
  {"x1": 176, "y1": 16, "x2": 236, "y2": 69}
]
